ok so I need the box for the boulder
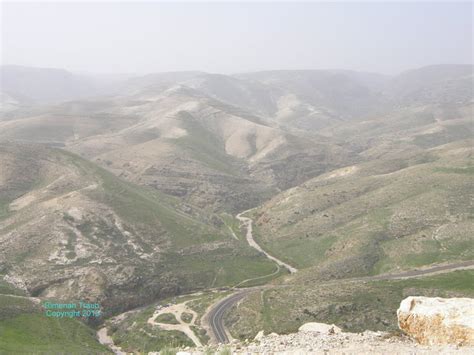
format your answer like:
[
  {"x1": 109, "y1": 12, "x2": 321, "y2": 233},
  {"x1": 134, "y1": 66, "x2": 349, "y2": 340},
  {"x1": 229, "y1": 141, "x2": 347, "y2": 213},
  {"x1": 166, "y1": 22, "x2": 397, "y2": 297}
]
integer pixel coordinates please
[
  {"x1": 397, "y1": 296, "x2": 474, "y2": 346},
  {"x1": 298, "y1": 322, "x2": 342, "y2": 334}
]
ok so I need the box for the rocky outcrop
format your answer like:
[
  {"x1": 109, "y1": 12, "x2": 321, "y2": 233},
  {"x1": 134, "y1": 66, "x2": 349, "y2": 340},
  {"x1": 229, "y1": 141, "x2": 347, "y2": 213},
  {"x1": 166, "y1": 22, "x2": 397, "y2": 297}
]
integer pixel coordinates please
[{"x1": 398, "y1": 296, "x2": 474, "y2": 346}]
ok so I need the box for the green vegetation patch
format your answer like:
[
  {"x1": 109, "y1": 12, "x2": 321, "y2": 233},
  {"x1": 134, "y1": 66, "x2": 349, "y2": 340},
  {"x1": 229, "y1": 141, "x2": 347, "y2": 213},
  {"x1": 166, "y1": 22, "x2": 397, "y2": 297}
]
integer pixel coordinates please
[
  {"x1": 228, "y1": 270, "x2": 474, "y2": 339},
  {"x1": 413, "y1": 124, "x2": 472, "y2": 148},
  {"x1": 112, "y1": 325, "x2": 193, "y2": 353},
  {"x1": 259, "y1": 232, "x2": 338, "y2": 269},
  {"x1": 434, "y1": 166, "x2": 474, "y2": 175},
  {"x1": 109, "y1": 305, "x2": 193, "y2": 353},
  {"x1": 57, "y1": 148, "x2": 226, "y2": 250},
  {"x1": 220, "y1": 213, "x2": 244, "y2": 240},
  {"x1": 180, "y1": 312, "x2": 194, "y2": 323},
  {"x1": 0, "y1": 295, "x2": 109, "y2": 354},
  {"x1": 191, "y1": 325, "x2": 210, "y2": 345},
  {"x1": 155, "y1": 313, "x2": 180, "y2": 324},
  {"x1": 0, "y1": 280, "x2": 27, "y2": 297},
  {"x1": 235, "y1": 265, "x2": 286, "y2": 288},
  {"x1": 173, "y1": 112, "x2": 240, "y2": 175},
  {"x1": 167, "y1": 248, "x2": 277, "y2": 289}
]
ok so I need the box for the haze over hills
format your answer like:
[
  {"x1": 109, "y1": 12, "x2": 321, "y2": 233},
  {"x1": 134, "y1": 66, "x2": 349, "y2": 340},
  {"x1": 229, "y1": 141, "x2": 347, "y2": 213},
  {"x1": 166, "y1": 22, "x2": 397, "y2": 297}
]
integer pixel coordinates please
[
  {"x1": 2, "y1": 65, "x2": 471, "y2": 211},
  {"x1": 0, "y1": 64, "x2": 472, "y2": 352},
  {"x1": 0, "y1": 65, "x2": 122, "y2": 104}
]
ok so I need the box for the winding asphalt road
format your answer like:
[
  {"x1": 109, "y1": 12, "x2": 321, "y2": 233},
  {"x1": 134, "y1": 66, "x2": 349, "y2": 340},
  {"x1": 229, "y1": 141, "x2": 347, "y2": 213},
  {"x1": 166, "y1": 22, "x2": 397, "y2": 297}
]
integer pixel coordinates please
[
  {"x1": 207, "y1": 209, "x2": 474, "y2": 344},
  {"x1": 207, "y1": 289, "x2": 257, "y2": 343},
  {"x1": 208, "y1": 260, "x2": 473, "y2": 343}
]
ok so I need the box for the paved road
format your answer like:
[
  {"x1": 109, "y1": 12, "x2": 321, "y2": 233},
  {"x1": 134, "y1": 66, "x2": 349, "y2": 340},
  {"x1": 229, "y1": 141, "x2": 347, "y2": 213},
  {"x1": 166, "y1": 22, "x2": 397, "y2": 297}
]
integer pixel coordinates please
[
  {"x1": 207, "y1": 260, "x2": 474, "y2": 343},
  {"x1": 207, "y1": 289, "x2": 257, "y2": 343},
  {"x1": 368, "y1": 260, "x2": 474, "y2": 281}
]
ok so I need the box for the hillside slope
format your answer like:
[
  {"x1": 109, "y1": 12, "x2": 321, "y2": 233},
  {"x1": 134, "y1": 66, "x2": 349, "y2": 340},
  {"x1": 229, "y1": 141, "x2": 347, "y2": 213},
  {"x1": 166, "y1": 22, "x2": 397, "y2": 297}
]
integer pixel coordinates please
[
  {"x1": 0, "y1": 293, "x2": 110, "y2": 354},
  {"x1": 0, "y1": 83, "x2": 349, "y2": 212},
  {"x1": 0, "y1": 143, "x2": 277, "y2": 314},
  {"x1": 250, "y1": 140, "x2": 473, "y2": 276}
]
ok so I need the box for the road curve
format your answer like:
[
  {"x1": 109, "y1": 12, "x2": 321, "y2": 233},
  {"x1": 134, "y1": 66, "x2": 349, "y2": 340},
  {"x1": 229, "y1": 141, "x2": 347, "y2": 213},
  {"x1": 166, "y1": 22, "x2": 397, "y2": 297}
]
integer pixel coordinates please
[
  {"x1": 206, "y1": 260, "x2": 474, "y2": 343},
  {"x1": 236, "y1": 210, "x2": 298, "y2": 274},
  {"x1": 207, "y1": 289, "x2": 257, "y2": 344}
]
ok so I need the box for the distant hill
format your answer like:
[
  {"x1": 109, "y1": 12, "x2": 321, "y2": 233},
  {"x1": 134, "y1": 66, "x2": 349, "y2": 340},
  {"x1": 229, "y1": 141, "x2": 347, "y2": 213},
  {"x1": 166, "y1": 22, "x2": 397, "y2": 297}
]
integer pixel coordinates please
[
  {"x1": 385, "y1": 64, "x2": 473, "y2": 106},
  {"x1": 1, "y1": 64, "x2": 471, "y2": 210},
  {"x1": 0, "y1": 65, "x2": 104, "y2": 103}
]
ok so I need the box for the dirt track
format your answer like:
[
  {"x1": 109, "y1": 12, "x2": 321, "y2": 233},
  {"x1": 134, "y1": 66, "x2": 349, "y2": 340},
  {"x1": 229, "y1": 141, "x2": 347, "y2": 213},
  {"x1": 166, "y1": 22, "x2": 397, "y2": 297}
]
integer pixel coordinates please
[{"x1": 236, "y1": 210, "x2": 298, "y2": 274}]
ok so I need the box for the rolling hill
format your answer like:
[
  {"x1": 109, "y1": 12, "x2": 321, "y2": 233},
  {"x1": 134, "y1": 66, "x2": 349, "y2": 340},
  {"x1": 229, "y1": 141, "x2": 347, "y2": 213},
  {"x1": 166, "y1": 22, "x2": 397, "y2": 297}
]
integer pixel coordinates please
[
  {"x1": 249, "y1": 139, "x2": 473, "y2": 275},
  {"x1": 0, "y1": 143, "x2": 277, "y2": 315}
]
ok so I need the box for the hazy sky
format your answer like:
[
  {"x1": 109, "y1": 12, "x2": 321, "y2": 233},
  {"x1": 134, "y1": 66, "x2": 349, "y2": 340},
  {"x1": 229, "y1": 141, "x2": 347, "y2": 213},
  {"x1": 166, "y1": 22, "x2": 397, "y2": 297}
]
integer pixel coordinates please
[{"x1": 1, "y1": 1, "x2": 472, "y2": 75}]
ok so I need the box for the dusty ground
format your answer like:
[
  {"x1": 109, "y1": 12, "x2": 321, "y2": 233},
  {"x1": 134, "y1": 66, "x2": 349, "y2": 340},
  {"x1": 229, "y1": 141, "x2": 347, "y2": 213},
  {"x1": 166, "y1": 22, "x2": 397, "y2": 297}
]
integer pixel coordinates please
[
  {"x1": 197, "y1": 329, "x2": 474, "y2": 354},
  {"x1": 147, "y1": 301, "x2": 202, "y2": 346}
]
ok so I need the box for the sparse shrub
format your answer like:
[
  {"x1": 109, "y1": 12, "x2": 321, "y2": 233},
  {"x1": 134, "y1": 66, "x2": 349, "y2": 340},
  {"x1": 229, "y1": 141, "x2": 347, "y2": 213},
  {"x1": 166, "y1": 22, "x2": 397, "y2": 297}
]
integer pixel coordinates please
[
  {"x1": 219, "y1": 346, "x2": 232, "y2": 355},
  {"x1": 155, "y1": 313, "x2": 180, "y2": 324},
  {"x1": 181, "y1": 311, "x2": 193, "y2": 323},
  {"x1": 160, "y1": 347, "x2": 177, "y2": 355}
]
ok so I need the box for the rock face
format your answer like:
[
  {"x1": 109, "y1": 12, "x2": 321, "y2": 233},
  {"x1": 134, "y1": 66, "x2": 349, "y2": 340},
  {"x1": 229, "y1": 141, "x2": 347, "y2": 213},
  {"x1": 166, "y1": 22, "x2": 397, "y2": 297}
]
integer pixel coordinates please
[
  {"x1": 298, "y1": 322, "x2": 342, "y2": 334},
  {"x1": 397, "y1": 296, "x2": 474, "y2": 346}
]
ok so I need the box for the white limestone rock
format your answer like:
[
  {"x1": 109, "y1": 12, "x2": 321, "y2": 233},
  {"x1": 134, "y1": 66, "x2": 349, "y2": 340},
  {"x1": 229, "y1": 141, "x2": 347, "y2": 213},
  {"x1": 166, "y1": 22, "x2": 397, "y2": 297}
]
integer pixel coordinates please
[{"x1": 397, "y1": 296, "x2": 474, "y2": 346}]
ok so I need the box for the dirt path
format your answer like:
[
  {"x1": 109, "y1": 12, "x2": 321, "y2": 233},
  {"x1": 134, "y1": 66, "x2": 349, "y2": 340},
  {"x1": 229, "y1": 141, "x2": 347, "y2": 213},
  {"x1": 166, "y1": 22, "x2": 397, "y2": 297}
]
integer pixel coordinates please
[
  {"x1": 97, "y1": 327, "x2": 126, "y2": 355},
  {"x1": 225, "y1": 224, "x2": 239, "y2": 240},
  {"x1": 147, "y1": 301, "x2": 202, "y2": 347},
  {"x1": 233, "y1": 264, "x2": 281, "y2": 288},
  {"x1": 367, "y1": 260, "x2": 474, "y2": 281},
  {"x1": 236, "y1": 210, "x2": 298, "y2": 274},
  {"x1": 0, "y1": 293, "x2": 41, "y2": 304}
]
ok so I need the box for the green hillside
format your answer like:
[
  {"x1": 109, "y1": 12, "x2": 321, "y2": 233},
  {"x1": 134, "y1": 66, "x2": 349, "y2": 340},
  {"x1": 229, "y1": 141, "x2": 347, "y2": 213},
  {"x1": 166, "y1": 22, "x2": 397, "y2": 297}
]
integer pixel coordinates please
[
  {"x1": 0, "y1": 143, "x2": 277, "y2": 315},
  {"x1": 0, "y1": 294, "x2": 110, "y2": 354},
  {"x1": 228, "y1": 270, "x2": 474, "y2": 339},
  {"x1": 249, "y1": 140, "x2": 473, "y2": 278}
]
